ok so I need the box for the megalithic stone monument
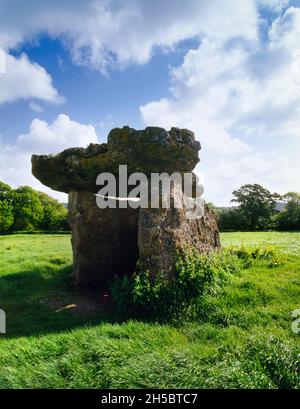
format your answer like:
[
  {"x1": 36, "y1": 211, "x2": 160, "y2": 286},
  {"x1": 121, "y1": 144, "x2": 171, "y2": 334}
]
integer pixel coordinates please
[{"x1": 32, "y1": 126, "x2": 220, "y2": 288}]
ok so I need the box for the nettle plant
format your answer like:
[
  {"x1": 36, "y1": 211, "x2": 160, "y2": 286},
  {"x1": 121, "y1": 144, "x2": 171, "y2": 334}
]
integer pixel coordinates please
[{"x1": 111, "y1": 249, "x2": 240, "y2": 321}]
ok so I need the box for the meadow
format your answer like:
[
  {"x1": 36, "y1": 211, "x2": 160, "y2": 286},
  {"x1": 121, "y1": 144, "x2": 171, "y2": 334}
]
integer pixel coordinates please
[{"x1": 0, "y1": 232, "x2": 299, "y2": 388}]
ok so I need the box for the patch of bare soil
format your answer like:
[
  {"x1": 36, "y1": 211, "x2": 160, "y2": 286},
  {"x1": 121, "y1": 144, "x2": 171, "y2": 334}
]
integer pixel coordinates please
[{"x1": 40, "y1": 289, "x2": 113, "y2": 315}]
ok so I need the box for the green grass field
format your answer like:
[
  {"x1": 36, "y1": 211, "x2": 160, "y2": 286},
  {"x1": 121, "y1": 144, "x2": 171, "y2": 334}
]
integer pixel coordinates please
[{"x1": 0, "y1": 232, "x2": 299, "y2": 388}]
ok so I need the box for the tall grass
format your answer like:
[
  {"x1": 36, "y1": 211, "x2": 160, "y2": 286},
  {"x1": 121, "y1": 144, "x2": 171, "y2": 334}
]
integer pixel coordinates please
[{"x1": 0, "y1": 233, "x2": 299, "y2": 388}]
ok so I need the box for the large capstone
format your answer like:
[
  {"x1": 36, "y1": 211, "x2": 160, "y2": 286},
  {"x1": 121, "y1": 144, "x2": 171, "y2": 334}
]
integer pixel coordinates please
[
  {"x1": 32, "y1": 126, "x2": 220, "y2": 288},
  {"x1": 32, "y1": 126, "x2": 200, "y2": 193}
]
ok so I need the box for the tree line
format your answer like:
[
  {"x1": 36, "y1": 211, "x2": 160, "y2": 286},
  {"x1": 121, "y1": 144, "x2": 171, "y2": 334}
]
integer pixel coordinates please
[
  {"x1": 0, "y1": 181, "x2": 69, "y2": 233},
  {"x1": 1, "y1": 180, "x2": 299, "y2": 233},
  {"x1": 215, "y1": 184, "x2": 300, "y2": 231}
]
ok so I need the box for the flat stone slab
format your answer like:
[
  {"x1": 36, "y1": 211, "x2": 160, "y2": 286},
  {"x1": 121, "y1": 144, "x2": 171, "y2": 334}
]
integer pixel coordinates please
[{"x1": 32, "y1": 126, "x2": 200, "y2": 193}]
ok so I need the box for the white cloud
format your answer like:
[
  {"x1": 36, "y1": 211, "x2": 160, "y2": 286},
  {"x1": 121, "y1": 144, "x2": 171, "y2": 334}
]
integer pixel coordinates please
[
  {"x1": 257, "y1": 0, "x2": 290, "y2": 12},
  {"x1": 0, "y1": 49, "x2": 6, "y2": 73},
  {"x1": 17, "y1": 114, "x2": 98, "y2": 154},
  {"x1": 201, "y1": 152, "x2": 300, "y2": 205},
  {"x1": 0, "y1": 114, "x2": 98, "y2": 201},
  {"x1": 29, "y1": 102, "x2": 44, "y2": 113},
  {"x1": 140, "y1": 6, "x2": 300, "y2": 205},
  {"x1": 0, "y1": 52, "x2": 61, "y2": 104},
  {"x1": 0, "y1": 0, "x2": 298, "y2": 205},
  {"x1": 0, "y1": 0, "x2": 259, "y2": 73}
]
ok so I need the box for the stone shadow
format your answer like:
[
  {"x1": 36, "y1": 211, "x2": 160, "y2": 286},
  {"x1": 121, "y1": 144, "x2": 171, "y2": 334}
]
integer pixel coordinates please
[{"x1": 0, "y1": 263, "x2": 118, "y2": 339}]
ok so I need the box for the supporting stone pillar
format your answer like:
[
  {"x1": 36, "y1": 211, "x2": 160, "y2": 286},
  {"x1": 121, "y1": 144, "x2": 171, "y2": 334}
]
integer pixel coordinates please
[
  {"x1": 138, "y1": 199, "x2": 220, "y2": 279},
  {"x1": 68, "y1": 190, "x2": 139, "y2": 287}
]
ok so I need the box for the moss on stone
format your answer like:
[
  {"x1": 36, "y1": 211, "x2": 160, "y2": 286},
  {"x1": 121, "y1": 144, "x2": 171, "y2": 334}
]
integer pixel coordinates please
[{"x1": 32, "y1": 126, "x2": 200, "y2": 193}]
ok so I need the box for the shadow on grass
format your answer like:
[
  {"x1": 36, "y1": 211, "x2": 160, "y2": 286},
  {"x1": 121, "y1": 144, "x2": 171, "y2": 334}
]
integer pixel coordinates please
[{"x1": 0, "y1": 263, "x2": 119, "y2": 339}]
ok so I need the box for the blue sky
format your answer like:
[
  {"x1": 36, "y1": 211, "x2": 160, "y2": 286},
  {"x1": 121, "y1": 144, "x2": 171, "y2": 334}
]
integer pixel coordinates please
[
  {"x1": 0, "y1": 0, "x2": 300, "y2": 205},
  {"x1": 0, "y1": 36, "x2": 195, "y2": 140}
]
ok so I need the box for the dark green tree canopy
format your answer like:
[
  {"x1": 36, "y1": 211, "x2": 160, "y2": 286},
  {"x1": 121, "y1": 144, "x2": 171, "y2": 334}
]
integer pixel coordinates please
[
  {"x1": 231, "y1": 184, "x2": 281, "y2": 230},
  {"x1": 0, "y1": 200, "x2": 14, "y2": 232},
  {"x1": 277, "y1": 192, "x2": 300, "y2": 231},
  {"x1": 0, "y1": 181, "x2": 68, "y2": 232},
  {"x1": 0, "y1": 181, "x2": 12, "y2": 201}
]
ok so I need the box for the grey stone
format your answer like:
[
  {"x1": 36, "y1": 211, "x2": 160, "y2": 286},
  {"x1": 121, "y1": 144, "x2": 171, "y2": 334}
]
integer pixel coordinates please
[{"x1": 32, "y1": 126, "x2": 220, "y2": 288}]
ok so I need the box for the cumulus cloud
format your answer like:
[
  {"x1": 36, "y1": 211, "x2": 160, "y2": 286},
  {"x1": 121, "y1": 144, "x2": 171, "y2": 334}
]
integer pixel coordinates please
[
  {"x1": 0, "y1": 52, "x2": 61, "y2": 104},
  {"x1": 0, "y1": 0, "x2": 258, "y2": 73},
  {"x1": 0, "y1": 0, "x2": 260, "y2": 105},
  {"x1": 257, "y1": 0, "x2": 290, "y2": 12},
  {"x1": 0, "y1": 0, "x2": 298, "y2": 204},
  {"x1": 141, "y1": 6, "x2": 300, "y2": 204},
  {"x1": 200, "y1": 152, "x2": 300, "y2": 205},
  {"x1": 0, "y1": 114, "x2": 98, "y2": 200},
  {"x1": 17, "y1": 114, "x2": 97, "y2": 154}
]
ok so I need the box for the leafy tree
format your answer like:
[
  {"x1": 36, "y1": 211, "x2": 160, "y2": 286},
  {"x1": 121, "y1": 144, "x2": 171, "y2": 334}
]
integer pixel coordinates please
[
  {"x1": 277, "y1": 192, "x2": 300, "y2": 231},
  {"x1": 0, "y1": 181, "x2": 13, "y2": 201},
  {"x1": 12, "y1": 186, "x2": 44, "y2": 231},
  {"x1": 0, "y1": 181, "x2": 69, "y2": 233},
  {"x1": 232, "y1": 184, "x2": 280, "y2": 230},
  {"x1": 218, "y1": 208, "x2": 249, "y2": 231},
  {"x1": 37, "y1": 191, "x2": 68, "y2": 230},
  {"x1": 0, "y1": 182, "x2": 14, "y2": 232},
  {"x1": 0, "y1": 200, "x2": 14, "y2": 232}
]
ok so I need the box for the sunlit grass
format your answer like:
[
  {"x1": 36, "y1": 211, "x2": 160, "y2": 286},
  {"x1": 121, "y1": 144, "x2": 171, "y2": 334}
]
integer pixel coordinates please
[{"x1": 0, "y1": 233, "x2": 299, "y2": 388}]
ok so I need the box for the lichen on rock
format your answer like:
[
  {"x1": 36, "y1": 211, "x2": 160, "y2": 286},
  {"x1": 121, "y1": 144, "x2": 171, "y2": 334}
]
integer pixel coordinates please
[{"x1": 32, "y1": 126, "x2": 200, "y2": 193}]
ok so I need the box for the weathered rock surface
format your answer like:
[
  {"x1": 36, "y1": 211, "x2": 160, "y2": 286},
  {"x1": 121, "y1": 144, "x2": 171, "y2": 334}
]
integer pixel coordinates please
[
  {"x1": 138, "y1": 205, "x2": 220, "y2": 279},
  {"x1": 32, "y1": 126, "x2": 220, "y2": 288},
  {"x1": 32, "y1": 126, "x2": 200, "y2": 193},
  {"x1": 68, "y1": 190, "x2": 139, "y2": 287},
  {"x1": 138, "y1": 181, "x2": 220, "y2": 278}
]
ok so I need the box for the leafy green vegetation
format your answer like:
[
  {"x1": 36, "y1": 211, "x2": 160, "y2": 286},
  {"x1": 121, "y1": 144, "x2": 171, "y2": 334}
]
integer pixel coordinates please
[
  {"x1": 216, "y1": 183, "x2": 300, "y2": 231},
  {"x1": 277, "y1": 192, "x2": 300, "y2": 231},
  {"x1": 111, "y1": 251, "x2": 241, "y2": 321},
  {"x1": 0, "y1": 181, "x2": 68, "y2": 233},
  {"x1": 0, "y1": 232, "x2": 299, "y2": 388}
]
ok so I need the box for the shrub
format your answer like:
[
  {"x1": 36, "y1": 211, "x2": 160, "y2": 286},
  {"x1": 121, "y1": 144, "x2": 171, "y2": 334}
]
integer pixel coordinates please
[
  {"x1": 228, "y1": 245, "x2": 287, "y2": 268},
  {"x1": 111, "y1": 250, "x2": 241, "y2": 321}
]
